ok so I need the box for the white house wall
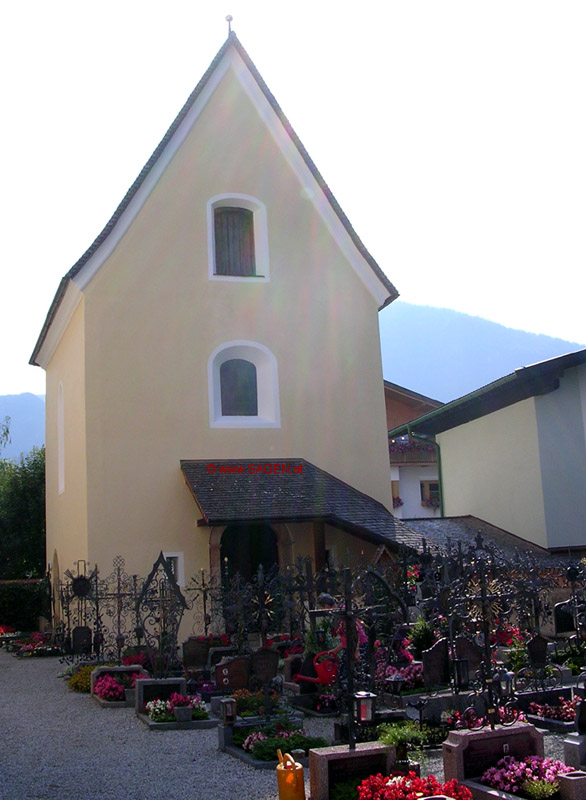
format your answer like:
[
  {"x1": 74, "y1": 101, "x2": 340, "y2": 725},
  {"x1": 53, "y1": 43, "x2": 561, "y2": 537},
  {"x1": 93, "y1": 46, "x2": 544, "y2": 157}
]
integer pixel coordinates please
[
  {"x1": 393, "y1": 465, "x2": 439, "y2": 519},
  {"x1": 535, "y1": 363, "x2": 586, "y2": 549}
]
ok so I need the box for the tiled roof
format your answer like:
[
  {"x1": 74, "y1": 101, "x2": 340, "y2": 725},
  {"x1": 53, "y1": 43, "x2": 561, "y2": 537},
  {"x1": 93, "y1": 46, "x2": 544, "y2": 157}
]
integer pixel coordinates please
[
  {"x1": 402, "y1": 515, "x2": 558, "y2": 563},
  {"x1": 180, "y1": 458, "x2": 422, "y2": 552},
  {"x1": 388, "y1": 348, "x2": 586, "y2": 438},
  {"x1": 30, "y1": 32, "x2": 398, "y2": 366}
]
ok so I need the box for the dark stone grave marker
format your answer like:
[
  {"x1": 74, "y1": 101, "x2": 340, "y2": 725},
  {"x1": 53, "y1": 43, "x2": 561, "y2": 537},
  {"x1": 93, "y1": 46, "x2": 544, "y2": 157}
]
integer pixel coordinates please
[
  {"x1": 214, "y1": 656, "x2": 250, "y2": 691},
  {"x1": 135, "y1": 677, "x2": 186, "y2": 712},
  {"x1": 182, "y1": 638, "x2": 210, "y2": 669},
  {"x1": 554, "y1": 602, "x2": 575, "y2": 636},
  {"x1": 422, "y1": 637, "x2": 450, "y2": 687},
  {"x1": 527, "y1": 634, "x2": 548, "y2": 669},
  {"x1": 72, "y1": 625, "x2": 92, "y2": 655},
  {"x1": 251, "y1": 647, "x2": 280, "y2": 684}
]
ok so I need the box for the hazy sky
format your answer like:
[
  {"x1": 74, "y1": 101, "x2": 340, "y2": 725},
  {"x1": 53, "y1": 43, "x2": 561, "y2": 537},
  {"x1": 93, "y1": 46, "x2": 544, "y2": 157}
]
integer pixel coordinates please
[{"x1": 2, "y1": 1, "x2": 585, "y2": 395}]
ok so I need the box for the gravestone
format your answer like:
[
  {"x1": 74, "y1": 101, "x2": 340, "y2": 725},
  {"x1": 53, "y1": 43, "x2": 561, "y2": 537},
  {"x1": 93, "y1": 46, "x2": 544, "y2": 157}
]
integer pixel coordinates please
[
  {"x1": 455, "y1": 637, "x2": 483, "y2": 675},
  {"x1": 208, "y1": 646, "x2": 236, "y2": 670},
  {"x1": 72, "y1": 626, "x2": 92, "y2": 655},
  {"x1": 422, "y1": 637, "x2": 450, "y2": 687},
  {"x1": 182, "y1": 638, "x2": 211, "y2": 670},
  {"x1": 135, "y1": 677, "x2": 187, "y2": 712},
  {"x1": 251, "y1": 648, "x2": 280, "y2": 684},
  {"x1": 527, "y1": 634, "x2": 548, "y2": 669},
  {"x1": 214, "y1": 656, "x2": 250, "y2": 692},
  {"x1": 443, "y1": 722, "x2": 544, "y2": 781},
  {"x1": 454, "y1": 636, "x2": 483, "y2": 688},
  {"x1": 555, "y1": 602, "x2": 576, "y2": 636},
  {"x1": 309, "y1": 742, "x2": 393, "y2": 800}
]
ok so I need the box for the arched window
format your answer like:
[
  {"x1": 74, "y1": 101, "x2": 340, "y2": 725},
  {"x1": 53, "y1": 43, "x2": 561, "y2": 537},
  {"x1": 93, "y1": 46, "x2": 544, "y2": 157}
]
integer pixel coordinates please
[
  {"x1": 214, "y1": 208, "x2": 255, "y2": 276},
  {"x1": 208, "y1": 341, "x2": 280, "y2": 428},
  {"x1": 220, "y1": 359, "x2": 258, "y2": 416},
  {"x1": 207, "y1": 194, "x2": 270, "y2": 281}
]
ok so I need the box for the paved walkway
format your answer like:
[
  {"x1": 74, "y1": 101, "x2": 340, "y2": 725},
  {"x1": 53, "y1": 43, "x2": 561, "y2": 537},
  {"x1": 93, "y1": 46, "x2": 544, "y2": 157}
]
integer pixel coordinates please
[{"x1": 0, "y1": 649, "x2": 297, "y2": 800}]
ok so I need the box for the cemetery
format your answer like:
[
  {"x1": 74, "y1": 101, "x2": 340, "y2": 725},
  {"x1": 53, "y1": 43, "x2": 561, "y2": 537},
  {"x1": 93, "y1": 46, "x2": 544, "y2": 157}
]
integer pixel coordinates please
[{"x1": 3, "y1": 538, "x2": 586, "y2": 799}]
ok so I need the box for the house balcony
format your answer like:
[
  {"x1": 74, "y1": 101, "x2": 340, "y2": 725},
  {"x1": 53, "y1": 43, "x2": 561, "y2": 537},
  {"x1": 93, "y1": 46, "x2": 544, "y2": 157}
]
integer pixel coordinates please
[{"x1": 388, "y1": 441, "x2": 437, "y2": 465}]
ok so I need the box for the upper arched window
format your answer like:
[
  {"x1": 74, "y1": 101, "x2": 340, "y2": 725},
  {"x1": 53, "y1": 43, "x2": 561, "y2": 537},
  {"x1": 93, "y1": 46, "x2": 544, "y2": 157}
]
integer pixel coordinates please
[
  {"x1": 214, "y1": 208, "x2": 255, "y2": 276},
  {"x1": 208, "y1": 341, "x2": 280, "y2": 428},
  {"x1": 207, "y1": 194, "x2": 270, "y2": 281}
]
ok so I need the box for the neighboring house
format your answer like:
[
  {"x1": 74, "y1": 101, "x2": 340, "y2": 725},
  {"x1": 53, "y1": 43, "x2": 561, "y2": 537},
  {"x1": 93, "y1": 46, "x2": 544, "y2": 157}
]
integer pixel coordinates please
[
  {"x1": 384, "y1": 381, "x2": 443, "y2": 519},
  {"x1": 388, "y1": 349, "x2": 586, "y2": 553},
  {"x1": 30, "y1": 32, "x2": 419, "y2": 591}
]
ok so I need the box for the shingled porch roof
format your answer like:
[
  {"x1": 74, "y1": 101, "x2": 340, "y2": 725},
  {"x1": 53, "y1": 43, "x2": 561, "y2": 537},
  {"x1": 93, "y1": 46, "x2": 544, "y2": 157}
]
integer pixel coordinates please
[{"x1": 180, "y1": 458, "x2": 421, "y2": 552}]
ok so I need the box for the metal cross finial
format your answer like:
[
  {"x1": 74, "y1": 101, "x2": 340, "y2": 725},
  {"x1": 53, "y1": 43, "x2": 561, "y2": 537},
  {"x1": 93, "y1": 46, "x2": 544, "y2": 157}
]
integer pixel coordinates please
[{"x1": 226, "y1": 15, "x2": 233, "y2": 35}]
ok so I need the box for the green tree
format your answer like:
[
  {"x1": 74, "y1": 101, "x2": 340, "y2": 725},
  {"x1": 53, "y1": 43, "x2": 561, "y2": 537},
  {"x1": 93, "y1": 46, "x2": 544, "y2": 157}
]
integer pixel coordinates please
[
  {"x1": 0, "y1": 446, "x2": 45, "y2": 578},
  {"x1": 0, "y1": 416, "x2": 9, "y2": 454}
]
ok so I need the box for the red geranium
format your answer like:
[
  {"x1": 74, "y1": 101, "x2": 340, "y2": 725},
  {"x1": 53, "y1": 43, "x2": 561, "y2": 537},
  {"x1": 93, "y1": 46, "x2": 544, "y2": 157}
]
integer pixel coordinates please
[{"x1": 358, "y1": 771, "x2": 472, "y2": 800}]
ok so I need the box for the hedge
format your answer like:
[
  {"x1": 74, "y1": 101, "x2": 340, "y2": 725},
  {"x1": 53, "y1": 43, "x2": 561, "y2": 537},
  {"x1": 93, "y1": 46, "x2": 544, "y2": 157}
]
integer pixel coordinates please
[{"x1": 0, "y1": 579, "x2": 50, "y2": 631}]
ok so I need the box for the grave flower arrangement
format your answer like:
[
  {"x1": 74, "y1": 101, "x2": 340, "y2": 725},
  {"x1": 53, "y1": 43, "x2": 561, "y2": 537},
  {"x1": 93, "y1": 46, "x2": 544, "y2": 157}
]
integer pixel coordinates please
[
  {"x1": 122, "y1": 651, "x2": 149, "y2": 668},
  {"x1": 195, "y1": 633, "x2": 231, "y2": 646},
  {"x1": 358, "y1": 771, "x2": 472, "y2": 800},
  {"x1": 232, "y1": 688, "x2": 280, "y2": 717},
  {"x1": 146, "y1": 698, "x2": 175, "y2": 723},
  {"x1": 231, "y1": 720, "x2": 327, "y2": 761},
  {"x1": 14, "y1": 631, "x2": 61, "y2": 657},
  {"x1": 383, "y1": 663, "x2": 424, "y2": 692},
  {"x1": 146, "y1": 694, "x2": 208, "y2": 722},
  {"x1": 528, "y1": 696, "x2": 578, "y2": 722},
  {"x1": 314, "y1": 692, "x2": 338, "y2": 713},
  {"x1": 481, "y1": 755, "x2": 572, "y2": 798},
  {"x1": 94, "y1": 674, "x2": 125, "y2": 701},
  {"x1": 93, "y1": 671, "x2": 146, "y2": 700},
  {"x1": 168, "y1": 692, "x2": 208, "y2": 719}
]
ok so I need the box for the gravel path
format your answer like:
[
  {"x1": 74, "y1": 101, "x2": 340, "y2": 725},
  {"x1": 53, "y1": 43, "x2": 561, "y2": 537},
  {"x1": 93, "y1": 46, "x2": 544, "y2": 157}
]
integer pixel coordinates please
[{"x1": 0, "y1": 650, "x2": 570, "y2": 800}]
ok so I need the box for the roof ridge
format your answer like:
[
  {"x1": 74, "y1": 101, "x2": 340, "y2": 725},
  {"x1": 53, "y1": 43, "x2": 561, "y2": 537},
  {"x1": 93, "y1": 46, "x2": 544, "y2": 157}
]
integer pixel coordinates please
[{"x1": 31, "y1": 32, "x2": 397, "y2": 367}]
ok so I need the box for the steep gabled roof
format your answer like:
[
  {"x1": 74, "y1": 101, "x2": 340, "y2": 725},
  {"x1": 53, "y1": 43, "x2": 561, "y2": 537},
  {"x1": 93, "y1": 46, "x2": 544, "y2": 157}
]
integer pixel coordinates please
[
  {"x1": 388, "y1": 348, "x2": 586, "y2": 438},
  {"x1": 31, "y1": 33, "x2": 398, "y2": 368}
]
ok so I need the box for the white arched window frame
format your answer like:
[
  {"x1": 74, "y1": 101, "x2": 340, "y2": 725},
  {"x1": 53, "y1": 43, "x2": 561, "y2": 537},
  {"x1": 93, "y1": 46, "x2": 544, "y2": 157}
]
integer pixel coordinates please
[
  {"x1": 207, "y1": 193, "x2": 270, "y2": 281},
  {"x1": 208, "y1": 341, "x2": 281, "y2": 428}
]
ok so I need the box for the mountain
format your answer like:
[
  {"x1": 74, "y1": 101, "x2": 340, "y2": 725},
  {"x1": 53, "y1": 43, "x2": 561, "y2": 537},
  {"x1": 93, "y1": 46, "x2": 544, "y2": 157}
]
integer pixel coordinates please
[
  {"x1": 0, "y1": 394, "x2": 45, "y2": 461},
  {"x1": 379, "y1": 302, "x2": 586, "y2": 403},
  {"x1": 1, "y1": 305, "x2": 584, "y2": 457}
]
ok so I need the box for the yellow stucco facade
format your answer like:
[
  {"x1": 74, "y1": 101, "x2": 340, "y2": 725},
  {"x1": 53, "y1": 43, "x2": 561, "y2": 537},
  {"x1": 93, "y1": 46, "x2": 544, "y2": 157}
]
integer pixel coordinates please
[
  {"x1": 439, "y1": 397, "x2": 548, "y2": 548},
  {"x1": 38, "y1": 39, "x2": 395, "y2": 589}
]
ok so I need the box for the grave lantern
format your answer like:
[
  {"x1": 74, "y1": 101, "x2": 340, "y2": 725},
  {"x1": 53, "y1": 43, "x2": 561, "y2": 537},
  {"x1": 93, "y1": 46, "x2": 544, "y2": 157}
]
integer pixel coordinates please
[
  {"x1": 315, "y1": 629, "x2": 326, "y2": 647},
  {"x1": 353, "y1": 691, "x2": 376, "y2": 723},
  {"x1": 116, "y1": 632, "x2": 126, "y2": 665},
  {"x1": 494, "y1": 667, "x2": 514, "y2": 699},
  {"x1": 386, "y1": 676, "x2": 404, "y2": 696},
  {"x1": 220, "y1": 697, "x2": 237, "y2": 725}
]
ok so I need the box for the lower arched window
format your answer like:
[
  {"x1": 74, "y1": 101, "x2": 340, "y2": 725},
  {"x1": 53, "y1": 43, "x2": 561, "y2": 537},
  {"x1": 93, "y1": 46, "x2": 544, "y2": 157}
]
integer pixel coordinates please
[
  {"x1": 220, "y1": 359, "x2": 258, "y2": 416},
  {"x1": 208, "y1": 341, "x2": 280, "y2": 428}
]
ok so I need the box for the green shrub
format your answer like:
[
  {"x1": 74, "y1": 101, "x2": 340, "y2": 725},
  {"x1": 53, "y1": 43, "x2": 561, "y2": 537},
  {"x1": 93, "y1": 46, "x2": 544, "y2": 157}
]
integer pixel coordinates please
[
  {"x1": 0, "y1": 579, "x2": 50, "y2": 630},
  {"x1": 330, "y1": 777, "x2": 362, "y2": 800},
  {"x1": 251, "y1": 733, "x2": 327, "y2": 761},
  {"x1": 407, "y1": 618, "x2": 435, "y2": 658}
]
